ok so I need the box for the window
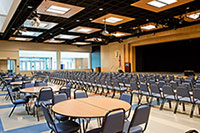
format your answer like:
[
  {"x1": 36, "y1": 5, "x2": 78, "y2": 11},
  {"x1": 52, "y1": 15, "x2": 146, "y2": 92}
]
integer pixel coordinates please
[
  {"x1": 19, "y1": 50, "x2": 57, "y2": 71},
  {"x1": 61, "y1": 52, "x2": 90, "y2": 69}
]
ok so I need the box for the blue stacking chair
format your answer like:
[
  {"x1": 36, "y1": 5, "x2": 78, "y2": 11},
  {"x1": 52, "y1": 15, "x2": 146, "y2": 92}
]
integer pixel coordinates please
[
  {"x1": 123, "y1": 104, "x2": 151, "y2": 133},
  {"x1": 53, "y1": 93, "x2": 69, "y2": 121},
  {"x1": 41, "y1": 103, "x2": 80, "y2": 133},
  {"x1": 87, "y1": 108, "x2": 125, "y2": 133},
  {"x1": 7, "y1": 88, "x2": 29, "y2": 117}
]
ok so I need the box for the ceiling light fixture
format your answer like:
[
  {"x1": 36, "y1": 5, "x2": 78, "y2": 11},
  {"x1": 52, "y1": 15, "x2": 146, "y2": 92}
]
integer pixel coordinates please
[
  {"x1": 46, "y1": 5, "x2": 70, "y2": 14},
  {"x1": 77, "y1": 28, "x2": 92, "y2": 33},
  {"x1": 187, "y1": 13, "x2": 200, "y2": 19},
  {"x1": 157, "y1": 0, "x2": 177, "y2": 5},
  {"x1": 99, "y1": 8, "x2": 103, "y2": 11},
  {"x1": 55, "y1": 34, "x2": 80, "y2": 39},
  {"x1": 141, "y1": 25, "x2": 156, "y2": 30},
  {"x1": 101, "y1": 19, "x2": 109, "y2": 35},
  {"x1": 103, "y1": 17, "x2": 123, "y2": 23},
  {"x1": 147, "y1": 1, "x2": 167, "y2": 8}
]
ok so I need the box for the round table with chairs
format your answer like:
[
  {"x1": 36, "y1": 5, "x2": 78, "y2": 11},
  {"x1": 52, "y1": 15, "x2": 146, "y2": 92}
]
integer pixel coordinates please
[
  {"x1": 10, "y1": 81, "x2": 31, "y2": 85},
  {"x1": 52, "y1": 97, "x2": 131, "y2": 132},
  {"x1": 20, "y1": 84, "x2": 61, "y2": 94},
  {"x1": 53, "y1": 97, "x2": 131, "y2": 118}
]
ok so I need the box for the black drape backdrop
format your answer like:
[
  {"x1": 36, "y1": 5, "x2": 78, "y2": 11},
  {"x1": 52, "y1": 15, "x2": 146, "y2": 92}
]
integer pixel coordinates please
[{"x1": 136, "y1": 38, "x2": 200, "y2": 72}]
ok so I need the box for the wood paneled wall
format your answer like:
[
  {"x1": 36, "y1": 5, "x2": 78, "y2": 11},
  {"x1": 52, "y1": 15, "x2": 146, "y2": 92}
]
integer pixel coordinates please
[
  {"x1": 101, "y1": 23, "x2": 200, "y2": 72},
  {"x1": 101, "y1": 42, "x2": 125, "y2": 72}
]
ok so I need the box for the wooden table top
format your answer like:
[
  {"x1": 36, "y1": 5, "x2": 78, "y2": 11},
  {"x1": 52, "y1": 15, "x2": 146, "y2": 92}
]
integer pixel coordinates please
[
  {"x1": 10, "y1": 81, "x2": 30, "y2": 85},
  {"x1": 5, "y1": 78, "x2": 12, "y2": 81},
  {"x1": 20, "y1": 85, "x2": 61, "y2": 93},
  {"x1": 52, "y1": 97, "x2": 131, "y2": 118}
]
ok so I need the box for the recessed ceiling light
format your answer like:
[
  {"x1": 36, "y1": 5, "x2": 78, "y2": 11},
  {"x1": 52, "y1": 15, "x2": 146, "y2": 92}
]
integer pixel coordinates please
[
  {"x1": 157, "y1": 0, "x2": 177, "y2": 5},
  {"x1": 72, "y1": 42, "x2": 91, "y2": 45},
  {"x1": 147, "y1": 1, "x2": 167, "y2": 8},
  {"x1": 89, "y1": 18, "x2": 93, "y2": 21},
  {"x1": 112, "y1": 33, "x2": 125, "y2": 37},
  {"x1": 19, "y1": 30, "x2": 43, "y2": 37},
  {"x1": 44, "y1": 38, "x2": 65, "y2": 43},
  {"x1": 103, "y1": 17, "x2": 123, "y2": 23},
  {"x1": 141, "y1": 25, "x2": 156, "y2": 30},
  {"x1": 86, "y1": 38, "x2": 102, "y2": 42},
  {"x1": 55, "y1": 34, "x2": 80, "y2": 39},
  {"x1": 23, "y1": 19, "x2": 58, "y2": 29},
  {"x1": 27, "y1": 6, "x2": 33, "y2": 9},
  {"x1": 9, "y1": 37, "x2": 32, "y2": 41},
  {"x1": 99, "y1": 8, "x2": 103, "y2": 11},
  {"x1": 60, "y1": 27, "x2": 65, "y2": 30},
  {"x1": 187, "y1": 13, "x2": 200, "y2": 19},
  {"x1": 77, "y1": 28, "x2": 92, "y2": 33},
  {"x1": 46, "y1": 5, "x2": 70, "y2": 14},
  {"x1": 76, "y1": 19, "x2": 80, "y2": 22}
]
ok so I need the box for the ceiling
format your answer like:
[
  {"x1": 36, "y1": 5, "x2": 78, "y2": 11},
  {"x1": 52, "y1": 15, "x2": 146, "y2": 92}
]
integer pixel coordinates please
[{"x1": 1, "y1": 0, "x2": 200, "y2": 46}]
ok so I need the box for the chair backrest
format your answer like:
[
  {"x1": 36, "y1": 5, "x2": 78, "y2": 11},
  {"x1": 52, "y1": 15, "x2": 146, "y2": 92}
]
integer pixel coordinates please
[
  {"x1": 41, "y1": 103, "x2": 56, "y2": 131},
  {"x1": 74, "y1": 89, "x2": 88, "y2": 99},
  {"x1": 182, "y1": 82, "x2": 192, "y2": 91},
  {"x1": 150, "y1": 83, "x2": 160, "y2": 94},
  {"x1": 162, "y1": 84, "x2": 174, "y2": 96},
  {"x1": 59, "y1": 87, "x2": 71, "y2": 98},
  {"x1": 53, "y1": 93, "x2": 68, "y2": 105},
  {"x1": 193, "y1": 88, "x2": 200, "y2": 100},
  {"x1": 120, "y1": 93, "x2": 132, "y2": 104},
  {"x1": 44, "y1": 78, "x2": 48, "y2": 83},
  {"x1": 113, "y1": 80, "x2": 119, "y2": 87},
  {"x1": 38, "y1": 87, "x2": 53, "y2": 101},
  {"x1": 130, "y1": 81, "x2": 138, "y2": 91},
  {"x1": 22, "y1": 82, "x2": 34, "y2": 88},
  {"x1": 101, "y1": 108, "x2": 125, "y2": 133},
  {"x1": 37, "y1": 82, "x2": 47, "y2": 87},
  {"x1": 158, "y1": 81, "x2": 165, "y2": 88},
  {"x1": 176, "y1": 85, "x2": 190, "y2": 98},
  {"x1": 195, "y1": 83, "x2": 200, "y2": 88},
  {"x1": 128, "y1": 104, "x2": 151, "y2": 133},
  {"x1": 170, "y1": 81, "x2": 177, "y2": 89},
  {"x1": 140, "y1": 82, "x2": 149, "y2": 92}
]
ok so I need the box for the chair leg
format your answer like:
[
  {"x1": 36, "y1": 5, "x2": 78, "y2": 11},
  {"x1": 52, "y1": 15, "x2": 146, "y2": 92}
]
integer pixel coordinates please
[
  {"x1": 25, "y1": 104, "x2": 29, "y2": 115},
  {"x1": 168, "y1": 101, "x2": 172, "y2": 109},
  {"x1": 160, "y1": 99, "x2": 165, "y2": 110},
  {"x1": 36, "y1": 107, "x2": 39, "y2": 121},
  {"x1": 138, "y1": 95, "x2": 142, "y2": 104},
  {"x1": 112, "y1": 90, "x2": 116, "y2": 98},
  {"x1": 105, "y1": 89, "x2": 109, "y2": 97},
  {"x1": 198, "y1": 105, "x2": 200, "y2": 115},
  {"x1": 174, "y1": 101, "x2": 179, "y2": 114},
  {"x1": 149, "y1": 97, "x2": 153, "y2": 106},
  {"x1": 136, "y1": 94, "x2": 140, "y2": 104},
  {"x1": 182, "y1": 103, "x2": 185, "y2": 111},
  {"x1": 157, "y1": 98, "x2": 160, "y2": 105},
  {"x1": 9, "y1": 104, "x2": 17, "y2": 117},
  {"x1": 146, "y1": 96, "x2": 149, "y2": 103},
  {"x1": 190, "y1": 104, "x2": 195, "y2": 118},
  {"x1": 100, "y1": 88, "x2": 104, "y2": 95},
  {"x1": 95, "y1": 87, "x2": 99, "y2": 94}
]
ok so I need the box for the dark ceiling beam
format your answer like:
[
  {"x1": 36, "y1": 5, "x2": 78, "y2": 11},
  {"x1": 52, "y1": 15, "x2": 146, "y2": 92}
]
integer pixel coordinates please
[{"x1": 2, "y1": 0, "x2": 43, "y2": 40}]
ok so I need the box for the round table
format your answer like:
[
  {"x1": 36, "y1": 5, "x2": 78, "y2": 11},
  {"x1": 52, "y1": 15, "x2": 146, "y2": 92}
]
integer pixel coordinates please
[
  {"x1": 10, "y1": 81, "x2": 30, "y2": 85},
  {"x1": 5, "y1": 78, "x2": 12, "y2": 81},
  {"x1": 20, "y1": 85, "x2": 61, "y2": 93},
  {"x1": 52, "y1": 97, "x2": 131, "y2": 118}
]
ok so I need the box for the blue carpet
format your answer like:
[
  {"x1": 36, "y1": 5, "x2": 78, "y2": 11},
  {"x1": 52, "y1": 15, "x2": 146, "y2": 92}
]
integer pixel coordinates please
[
  {"x1": 0, "y1": 104, "x2": 23, "y2": 110},
  {"x1": 0, "y1": 94, "x2": 7, "y2": 96},
  {"x1": 5, "y1": 123, "x2": 49, "y2": 133},
  {"x1": 0, "y1": 118, "x2": 4, "y2": 133}
]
